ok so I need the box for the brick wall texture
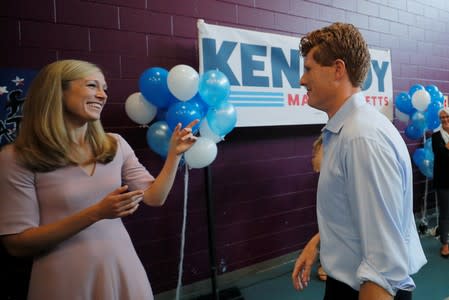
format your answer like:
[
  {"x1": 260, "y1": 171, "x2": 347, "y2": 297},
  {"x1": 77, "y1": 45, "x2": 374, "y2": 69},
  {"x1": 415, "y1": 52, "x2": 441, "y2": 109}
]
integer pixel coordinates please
[{"x1": 1, "y1": 0, "x2": 449, "y2": 294}]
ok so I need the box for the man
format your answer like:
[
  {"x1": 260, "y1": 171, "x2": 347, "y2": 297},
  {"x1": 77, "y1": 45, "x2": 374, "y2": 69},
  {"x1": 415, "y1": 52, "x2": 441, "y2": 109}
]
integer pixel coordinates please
[{"x1": 291, "y1": 23, "x2": 427, "y2": 300}]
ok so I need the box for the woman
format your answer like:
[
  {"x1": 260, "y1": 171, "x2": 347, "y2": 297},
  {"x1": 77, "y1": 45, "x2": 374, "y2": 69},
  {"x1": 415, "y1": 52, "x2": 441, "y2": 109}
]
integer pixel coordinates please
[
  {"x1": 311, "y1": 136, "x2": 327, "y2": 281},
  {"x1": 292, "y1": 135, "x2": 326, "y2": 290},
  {"x1": 432, "y1": 107, "x2": 449, "y2": 258},
  {"x1": 0, "y1": 60, "x2": 198, "y2": 299}
]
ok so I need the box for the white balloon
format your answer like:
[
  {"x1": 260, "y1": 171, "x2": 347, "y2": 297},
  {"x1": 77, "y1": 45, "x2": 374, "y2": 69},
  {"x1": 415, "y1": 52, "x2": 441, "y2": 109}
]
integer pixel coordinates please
[
  {"x1": 125, "y1": 92, "x2": 157, "y2": 125},
  {"x1": 184, "y1": 137, "x2": 217, "y2": 169},
  {"x1": 167, "y1": 64, "x2": 199, "y2": 101},
  {"x1": 199, "y1": 118, "x2": 223, "y2": 143},
  {"x1": 395, "y1": 108, "x2": 409, "y2": 124},
  {"x1": 411, "y1": 89, "x2": 431, "y2": 112}
]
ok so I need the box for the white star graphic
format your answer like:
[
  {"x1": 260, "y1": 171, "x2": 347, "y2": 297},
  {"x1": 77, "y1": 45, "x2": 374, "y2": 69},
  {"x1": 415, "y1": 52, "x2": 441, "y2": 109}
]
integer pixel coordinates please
[
  {"x1": 0, "y1": 86, "x2": 8, "y2": 96},
  {"x1": 12, "y1": 76, "x2": 25, "y2": 86}
]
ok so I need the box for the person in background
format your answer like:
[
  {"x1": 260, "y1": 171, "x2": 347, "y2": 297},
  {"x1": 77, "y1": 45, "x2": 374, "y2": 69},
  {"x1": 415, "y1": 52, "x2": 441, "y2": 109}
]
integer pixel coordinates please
[
  {"x1": 431, "y1": 107, "x2": 449, "y2": 258},
  {"x1": 311, "y1": 136, "x2": 327, "y2": 282},
  {"x1": 293, "y1": 135, "x2": 327, "y2": 283},
  {"x1": 0, "y1": 59, "x2": 198, "y2": 300},
  {"x1": 291, "y1": 22, "x2": 426, "y2": 300},
  {"x1": 311, "y1": 134, "x2": 323, "y2": 174}
]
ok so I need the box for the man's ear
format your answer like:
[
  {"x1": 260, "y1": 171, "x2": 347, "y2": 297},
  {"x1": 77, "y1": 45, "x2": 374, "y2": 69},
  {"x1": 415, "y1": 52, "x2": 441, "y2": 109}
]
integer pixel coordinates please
[{"x1": 334, "y1": 59, "x2": 346, "y2": 80}]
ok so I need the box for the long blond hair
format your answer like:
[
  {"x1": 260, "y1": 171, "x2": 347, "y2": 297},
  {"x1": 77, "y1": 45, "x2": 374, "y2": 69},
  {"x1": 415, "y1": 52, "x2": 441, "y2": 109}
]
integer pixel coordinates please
[
  {"x1": 312, "y1": 134, "x2": 323, "y2": 156},
  {"x1": 15, "y1": 59, "x2": 117, "y2": 172}
]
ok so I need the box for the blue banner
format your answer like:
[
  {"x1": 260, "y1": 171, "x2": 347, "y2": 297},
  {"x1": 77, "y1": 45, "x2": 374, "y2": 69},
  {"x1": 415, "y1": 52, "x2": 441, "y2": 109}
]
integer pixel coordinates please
[
  {"x1": 198, "y1": 20, "x2": 393, "y2": 127},
  {"x1": 0, "y1": 68, "x2": 37, "y2": 147}
]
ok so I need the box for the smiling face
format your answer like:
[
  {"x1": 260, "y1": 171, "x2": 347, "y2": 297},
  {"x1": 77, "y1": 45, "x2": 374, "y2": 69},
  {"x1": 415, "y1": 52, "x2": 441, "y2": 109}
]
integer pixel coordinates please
[
  {"x1": 300, "y1": 47, "x2": 336, "y2": 113},
  {"x1": 440, "y1": 110, "x2": 449, "y2": 132},
  {"x1": 63, "y1": 71, "x2": 108, "y2": 128}
]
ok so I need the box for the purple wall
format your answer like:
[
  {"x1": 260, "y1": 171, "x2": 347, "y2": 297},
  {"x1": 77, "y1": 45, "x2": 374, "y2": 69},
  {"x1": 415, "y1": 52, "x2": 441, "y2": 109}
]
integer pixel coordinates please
[{"x1": 1, "y1": 0, "x2": 449, "y2": 294}]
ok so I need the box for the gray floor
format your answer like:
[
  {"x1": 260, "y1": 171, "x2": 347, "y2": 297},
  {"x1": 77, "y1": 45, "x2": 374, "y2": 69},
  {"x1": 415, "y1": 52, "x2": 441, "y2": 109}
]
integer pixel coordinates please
[{"x1": 239, "y1": 235, "x2": 449, "y2": 300}]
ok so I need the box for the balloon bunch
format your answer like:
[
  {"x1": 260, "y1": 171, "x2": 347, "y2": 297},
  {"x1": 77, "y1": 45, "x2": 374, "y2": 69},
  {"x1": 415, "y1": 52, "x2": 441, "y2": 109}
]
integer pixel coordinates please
[
  {"x1": 125, "y1": 65, "x2": 237, "y2": 168},
  {"x1": 395, "y1": 84, "x2": 444, "y2": 178},
  {"x1": 395, "y1": 84, "x2": 444, "y2": 139}
]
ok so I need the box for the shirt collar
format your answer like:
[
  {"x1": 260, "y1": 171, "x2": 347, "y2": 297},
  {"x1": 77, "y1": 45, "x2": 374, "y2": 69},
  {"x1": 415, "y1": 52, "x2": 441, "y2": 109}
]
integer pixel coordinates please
[{"x1": 322, "y1": 92, "x2": 365, "y2": 135}]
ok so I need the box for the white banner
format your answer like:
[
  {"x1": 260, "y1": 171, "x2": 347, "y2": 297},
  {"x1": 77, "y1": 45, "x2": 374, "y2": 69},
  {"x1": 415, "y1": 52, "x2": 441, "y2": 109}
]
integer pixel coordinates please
[{"x1": 197, "y1": 20, "x2": 393, "y2": 127}]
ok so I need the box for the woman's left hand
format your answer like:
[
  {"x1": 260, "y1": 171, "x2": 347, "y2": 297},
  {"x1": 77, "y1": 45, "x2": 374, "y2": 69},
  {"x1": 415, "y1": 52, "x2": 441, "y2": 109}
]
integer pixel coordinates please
[{"x1": 169, "y1": 119, "x2": 200, "y2": 156}]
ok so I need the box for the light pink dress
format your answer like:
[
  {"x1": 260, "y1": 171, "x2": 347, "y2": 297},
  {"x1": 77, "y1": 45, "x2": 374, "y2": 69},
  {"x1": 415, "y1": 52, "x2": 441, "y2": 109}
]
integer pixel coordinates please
[{"x1": 0, "y1": 134, "x2": 155, "y2": 300}]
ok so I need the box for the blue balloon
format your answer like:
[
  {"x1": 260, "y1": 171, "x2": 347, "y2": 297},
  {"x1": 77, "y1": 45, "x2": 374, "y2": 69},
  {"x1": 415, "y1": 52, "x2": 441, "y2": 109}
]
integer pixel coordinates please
[
  {"x1": 419, "y1": 160, "x2": 433, "y2": 179},
  {"x1": 415, "y1": 148, "x2": 434, "y2": 179},
  {"x1": 408, "y1": 84, "x2": 425, "y2": 97},
  {"x1": 429, "y1": 90, "x2": 444, "y2": 104},
  {"x1": 206, "y1": 101, "x2": 237, "y2": 136},
  {"x1": 404, "y1": 122, "x2": 425, "y2": 140},
  {"x1": 424, "y1": 147, "x2": 434, "y2": 161},
  {"x1": 139, "y1": 67, "x2": 171, "y2": 108},
  {"x1": 167, "y1": 92, "x2": 180, "y2": 107},
  {"x1": 188, "y1": 93, "x2": 209, "y2": 118},
  {"x1": 146, "y1": 121, "x2": 172, "y2": 157},
  {"x1": 395, "y1": 92, "x2": 414, "y2": 115},
  {"x1": 155, "y1": 108, "x2": 168, "y2": 121},
  {"x1": 198, "y1": 70, "x2": 231, "y2": 107},
  {"x1": 165, "y1": 101, "x2": 202, "y2": 132},
  {"x1": 425, "y1": 101, "x2": 443, "y2": 130},
  {"x1": 412, "y1": 148, "x2": 426, "y2": 168},
  {"x1": 425, "y1": 84, "x2": 439, "y2": 95},
  {"x1": 154, "y1": 94, "x2": 179, "y2": 121}
]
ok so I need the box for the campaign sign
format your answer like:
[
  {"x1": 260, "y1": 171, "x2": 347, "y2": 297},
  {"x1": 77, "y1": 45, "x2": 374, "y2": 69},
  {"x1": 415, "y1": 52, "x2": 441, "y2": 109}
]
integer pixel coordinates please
[{"x1": 198, "y1": 20, "x2": 393, "y2": 127}]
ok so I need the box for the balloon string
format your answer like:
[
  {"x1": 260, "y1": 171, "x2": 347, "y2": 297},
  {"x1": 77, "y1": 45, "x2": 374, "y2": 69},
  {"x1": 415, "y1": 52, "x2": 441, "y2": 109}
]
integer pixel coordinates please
[
  {"x1": 421, "y1": 177, "x2": 428, "y2": 224},
  {"x1": 175, "y1": 163, "x2": 189, "y2": 300},
  {"x1": 435, "y1": 190, "x2": 439, "y2": 223},
  {"x1": 421, "y1": 134, "x2": 428, "y2": 225}
]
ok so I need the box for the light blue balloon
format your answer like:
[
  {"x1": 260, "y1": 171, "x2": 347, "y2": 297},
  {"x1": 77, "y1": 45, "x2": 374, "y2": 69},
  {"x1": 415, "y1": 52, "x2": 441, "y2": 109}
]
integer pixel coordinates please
[
  {"x1": 198, "y1": 70, "x2": 231, "y2": 107},
  {"x1": 139, "y1": 67, "x2": 170, "y2": 108},
  {"x1": 206, "y1": 101, "x2": 237, "y2": 136},
  {"x1": 424, "y1": 138, "x2": 432, "y2": 150},
  {"x1": 146, "y1": 121, "x2": 172, "y2": 157},
  {"x1": 411, "y1": 111, "x2": 427, "y2": 132}
]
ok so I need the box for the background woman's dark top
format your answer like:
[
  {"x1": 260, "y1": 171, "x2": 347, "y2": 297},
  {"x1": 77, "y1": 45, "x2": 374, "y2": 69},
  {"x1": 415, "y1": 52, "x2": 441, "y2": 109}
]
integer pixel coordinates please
[{"x1": 432, "y1": 131, "x2": 449, "y2": 188}]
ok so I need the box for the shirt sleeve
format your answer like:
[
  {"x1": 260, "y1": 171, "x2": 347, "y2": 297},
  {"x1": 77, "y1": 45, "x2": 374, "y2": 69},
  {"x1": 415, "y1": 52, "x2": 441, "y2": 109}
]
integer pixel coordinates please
[
  {"x1": 114, "y1": 134, "x2": 155, "y2": 191},
  {"x1": 0, "y1": 146, "x2": 40, "y2": 236},
  {"x1": 344, "y1": 137, "x2": 415, "y2": 295}
]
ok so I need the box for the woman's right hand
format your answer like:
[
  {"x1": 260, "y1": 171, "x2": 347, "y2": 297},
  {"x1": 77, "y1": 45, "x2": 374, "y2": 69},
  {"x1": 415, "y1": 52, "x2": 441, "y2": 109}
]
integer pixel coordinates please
[
  {"x1": 92, "y1": 185, "x2": 143, "y2": 220},
  {"x1": 291, "y1": 233, "x2": 320, "y2": 291}
]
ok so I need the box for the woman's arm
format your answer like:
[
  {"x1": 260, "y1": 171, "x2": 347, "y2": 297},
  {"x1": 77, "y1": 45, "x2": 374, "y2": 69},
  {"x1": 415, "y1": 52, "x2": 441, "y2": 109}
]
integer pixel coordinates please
[
  {"x1": 291, "y1": 233, "x2": 320, "y2": 291},
  {"x1": 2, "y1": 185, "x2": 142, "y2": 257},
  {"x1": 142, "y1": 120, "x2": 199, "y2": 206}
]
